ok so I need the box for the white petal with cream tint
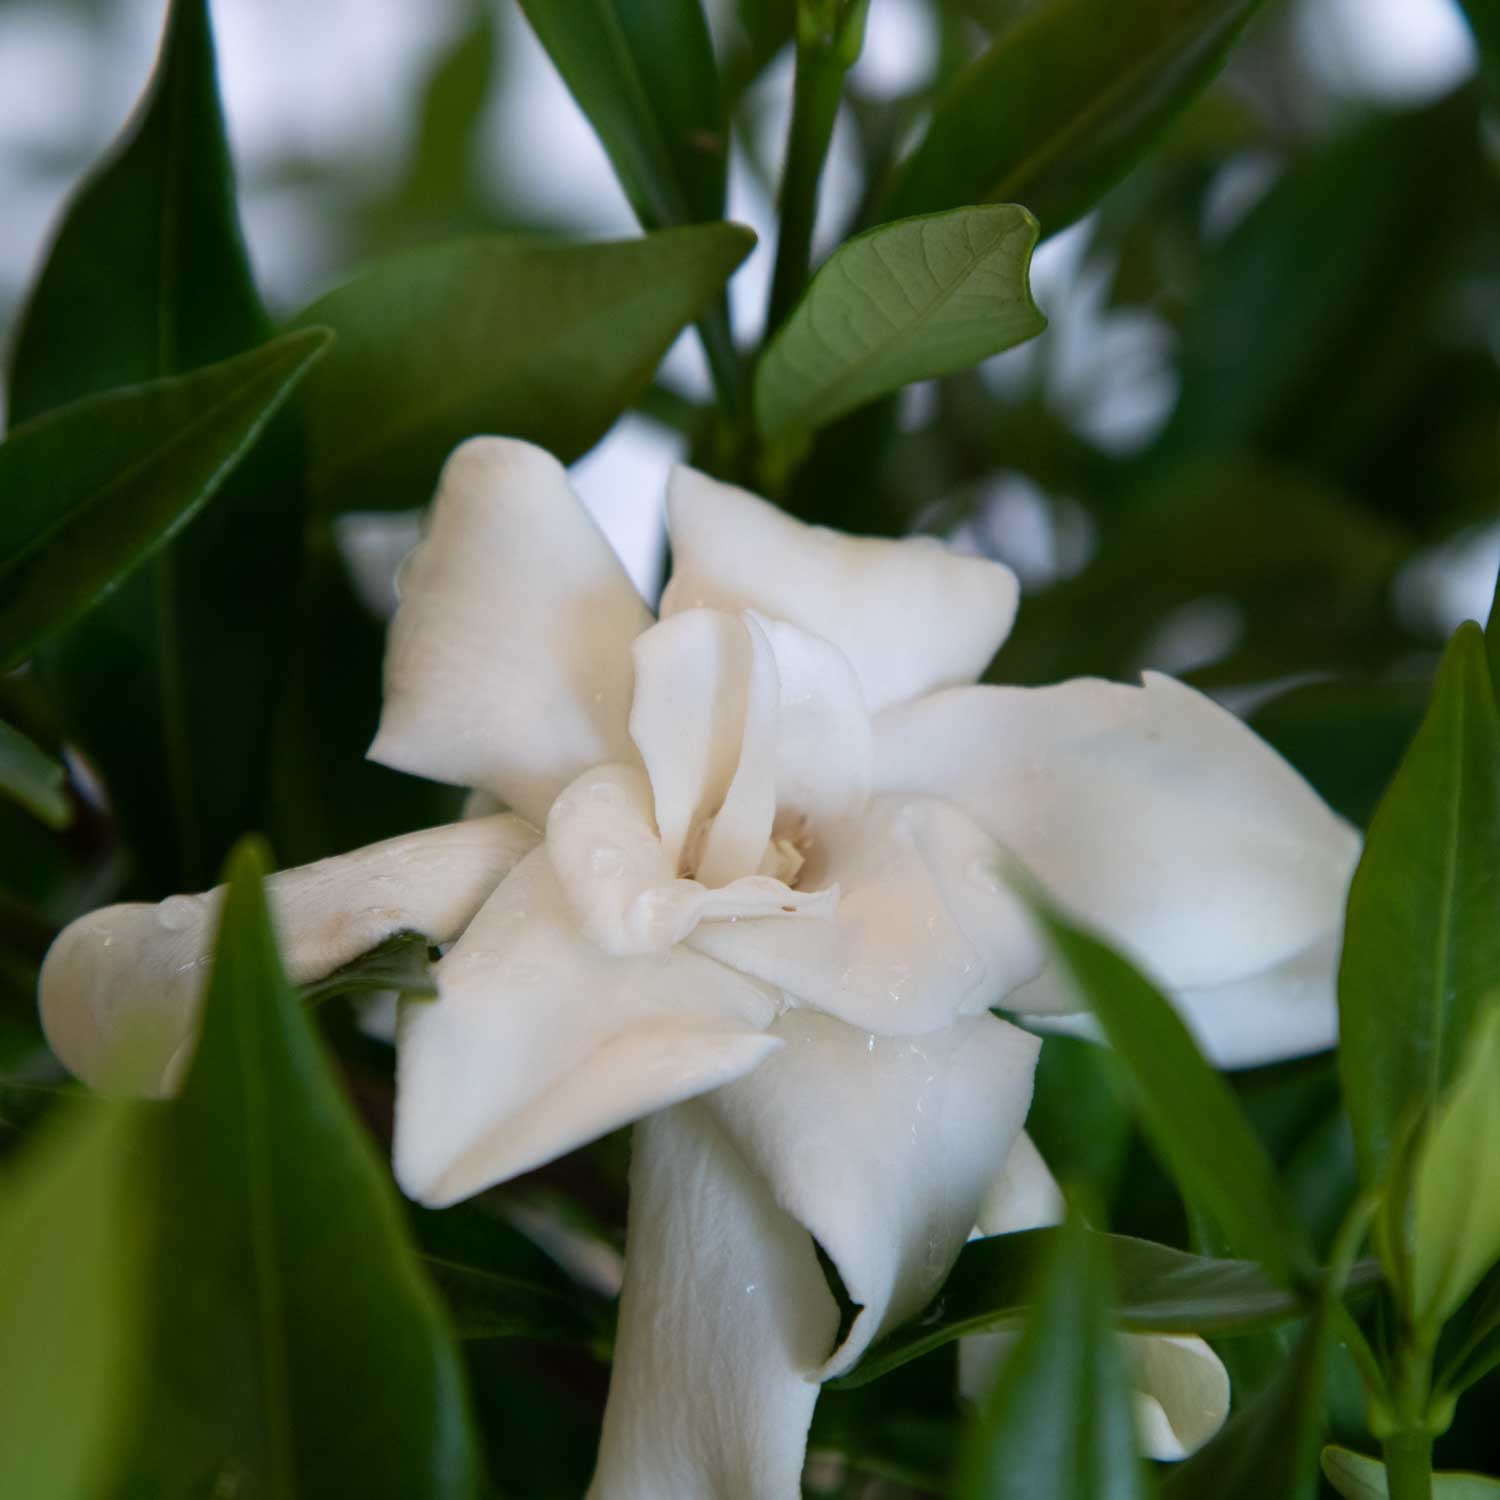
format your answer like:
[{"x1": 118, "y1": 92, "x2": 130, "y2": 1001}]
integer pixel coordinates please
[
  {"x1": 39, "y1": 814, "x2": 538, "y2": 1096},
  {"x1": 662, "y1": 466, "x2": 1020, "y2": 712},
  {"x1": 393, "y1": 847, "x2": 784, "y2": 1207},
  {"x1": 875, "y1": 674, "x2": 1360, "y2": 995},
  {"x1": 588, "y1": 1102, "x2": 838, "y2": 1500},
  {"x1": 706, "y1": 1008, "x2": 1040, "y2": 1377},
  {"x1": 369, "y1": 438, "x2": 653, "y2": 825}
]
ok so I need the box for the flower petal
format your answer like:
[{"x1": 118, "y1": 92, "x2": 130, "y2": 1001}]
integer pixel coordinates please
[
  {"x1": 38, "y1": 815, "x2": 539, "y2": 1096},
  {"x1": 960, "y1": 1132, "x2": 1230, "y2": 1460},
  {"x1": 874, "y1": 675, "x2": 1360, "y2": 992},
  {"x1": 545, "y1": 763, "x2": 835, "y2": 957},
  {"x1": 369, "y1": 437, "x2": 653, "y2": 825},
  {"x1": 661, "y1": 466, "x2": 1019, "y2": 712},
  {"x1": 392, "y1": 847, "x2": 782, "y2": 1207},
  {"x1": 588, "y1": 1102, "x2": 838, "y2": 1499},
  {"x1": 705, "y1": 1008, "x2": 1041, "y2": 1378},
  {"x1": 687, "y1": 796, "x2": 1043, "y2": 1033},
  {"x1": 1018, "y1": 931, "x2": 1343, "y2": 1068}
]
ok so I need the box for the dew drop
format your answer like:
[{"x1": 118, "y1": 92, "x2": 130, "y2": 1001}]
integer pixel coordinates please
[
  {"x1": 966, "y1": 856, "x2": 1003, "y2": 893},
  {"x1": 588, "y1": 780, "x2": 625, "y2": 805},
  {"x1": 590, "y1": 844, "x2": 626, "y2": 877},
  {"x1": 157, "y1": 895, "x2": 199, "y2": 933}
]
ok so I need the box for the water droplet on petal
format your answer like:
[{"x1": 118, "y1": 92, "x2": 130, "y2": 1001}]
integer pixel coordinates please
[
  {"x1": 157, "y1": 895, "x2": 199, "y2": 933},
  {"x1": 966, "y1": 856, "x2": 1003, "y2": 894},
  {"x1": 590, "y1": 844, "x2": 625, "y2": 877}
]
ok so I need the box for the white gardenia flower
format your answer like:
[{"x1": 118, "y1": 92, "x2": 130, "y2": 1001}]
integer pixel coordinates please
[{"x1": 39, "y1": 437, "x2": 1361, "y2": 1498}]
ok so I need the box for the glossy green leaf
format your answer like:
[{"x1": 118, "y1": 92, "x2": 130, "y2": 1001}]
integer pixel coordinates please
[
  {"x1": 517, "y1": 0, "x2": 727, "y2": 228},
  {"x1": 1025, "y1": 886, "x2": 1307, "y2": 1283},
  {"x1": 422, "y1": 1255, "x2": 608, "y2": 1346},
  {"x1": 754, "y1": 205, "x2": 1045, "y2": 443},
  {"x1": 834, "y1": 1227, "x2": 1381, "y2": 1389},
  {"x1": 954, "y1": 1211, "x2": 1149, "y2": 1500},
  {"x1": 301, "y1": 931, "x2": 438, "y2": 1007},
  {"x1": 7, "y1": 0, "x2": 317, "y2": 896},
  {"x1": 0, "y1": 721, "x2": 68, "y2": 830},
  {"x1": 291, "y1": 225, "x2": 754, "y2": 512},
  {"x1": 1339, "y1": 623, "x2": 1500, "y2": 1191},
  {"x1": 0, "y1": 331, "x2": 330, "y2": 673},
  {"x1": 115, "y1": 840, "x2": 479, "y2": 1498},
  {"x1": 1323, "y1": 1446, "x2": 1500, "y2": 1499},
  {"x1": 1161, "y1": 1305, "x2": 1332, "y2": 1500},
  {"x1": 0, "y1": 1103, "x2": 147, "y2": 1500},
  {"x1": 1408, "y1": 1009, "x2": 1500, "y2": 1328},
  {"x1": 883, "y1": 0, "x2": 1267, "y2": 232}
]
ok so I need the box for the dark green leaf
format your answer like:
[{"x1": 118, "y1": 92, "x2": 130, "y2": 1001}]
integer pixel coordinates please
[
  {"x1": 516, "y1": 0, "x2": 727, "y2": 227},
  {"x1": 1025, "y1": 888, "x2": 1308, "y2": 1283},
  {"x1": 302, "y1": 931, "x2": 438, "y2": 1006},
  {"x1": 1322, "y1": 1446, "x2": 1500, "y2": 1499},
  {"x1": 954, "y1": 1211, "x2": 1149, "y2": 1500},
  {"x1": 754, "y1": 205, "x2": 1045, "y2": 444},
  {"x1": 116, "y1": 840, "x2": 479, "y2": 1498},
  {"x1": 883, "y1": 0, "x2": 1267, "y2": 233},
  {"x1": 291, "y1": 226, "x2": 755, "y2": 512},
  {"x1": 7, "y1": 0, "x2": 319, "y2": 896},
  {"x1": 1456, "y1": 1, "x2": 1500, "y2": 96},
  {"x1": 0, "y1": 1103, "x2": 148, "y2": 1500},
  {"x1": 1339, "y1": 623, "x2": 1500, "y2": 1191},
  {"x1": 421, "y1": 1255, "x2": 608, "y2": 1345},
  {"x1": 836, "y1": 1227, "x2": 1381, "y2": 1389},
  {"x1": 0, "y1": 721, "x2": 68, "y2": 830},
  {"x1": 0, "y1": 331, "x2": 330, "y2": 672},
  {"x1": 1161, "y1": 1305, "x2": 1333, "y2": 1500}
]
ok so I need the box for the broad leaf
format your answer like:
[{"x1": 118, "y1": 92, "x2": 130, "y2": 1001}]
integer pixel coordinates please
[
  {"x1": 0, "y1": 1103, "x2": 147, "y2": 1500},
  {"x1": 7, "y1": 0, "x2": 317, "y2": 895},
  {"x1": 0, "y1": 332, "x2": 330, "y2": 672},
  {"x1": 291, "y1": 225, "x2": 754, "y2": 512},
  {"x1": 0, "y1": 721, "x2": 68, "y2": 830},
  {"x1": 954, "y1": 1212, "x2": 1149, "y2": 1500},
  {"x1": 1323, "y1": 1446, "x2": 1500, "y2": 1499},
  {"x1": 115, "y1": 840, "x2": 479, "y2": 1498},
  {"x1": 883, "y1": 0, "x2": 1267, "y2": 233},
  {"x1": 1025, "y1": 887, "x2": 1308, "y2": 1283},
  {"x1": 834, "y1": 1227, "x2": 1381, "y2": 1388},
  {"x1": 754, "y1": 205, "x2": 1045, "y2": 443},
  {"x1": 517, "y1": 0, "x2": 727, "y2": 228},
  {"x1": 1339, "y1": 624, "x2": 1500, "y2": 1190}
]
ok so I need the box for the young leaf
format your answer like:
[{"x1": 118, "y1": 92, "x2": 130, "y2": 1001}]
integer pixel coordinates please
[
  {"x1": 954, "y1": 1211, "x2": 1150, "y2": 1500},
  {"x1": 301, "y1": 931, "x2": 438, "y2": 1006},
  {"x1": 0, "y1": 331, "x2": 331, "y2": 673},
  {"x1": 290, "y1": 225, "x2": 754, "y2": 512},
  {"x1": 0, "y1": 721, "x2": 69, "y2": 830},
  {"x1": 516, "y1": 0, "x2": 727, "y2": 228},
  {"x1": 753, "y1": 205, "x2": 1045, "y2": 444},
  {"x1": 1339, "y1": 623, "x2": 1500, "y2": 1190},
  {"x1": 883, "y1": 0, "x2": 1268, "y2": 233},
  {"x1": 7, "y1": 0, "x2": 318, "y2": 895},
  {"x1": 0, "y1": 1103, "x2": 148, "y2": 1500},
  {"x1": 1407, "y1": 1009, "x2": 1500, "y2": 1329},
  {"x1": 833, "y1": 1227, "x2": 1381, "y2": 1389},
  {"x1": 1024, "y1": 887, "x2": 1309, "y2": 1284},
  {"x1": 116, "y1": 840, "x2": 479, "y2": 1498},
  {"x1": 1323, "y1": 1446, "x2": 1500, "y2": 1500}
]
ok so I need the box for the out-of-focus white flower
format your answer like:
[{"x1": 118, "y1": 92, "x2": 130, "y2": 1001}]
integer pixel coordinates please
[{"x1": 39, "y1": 436, "x2": 1359, "y2": 1497}]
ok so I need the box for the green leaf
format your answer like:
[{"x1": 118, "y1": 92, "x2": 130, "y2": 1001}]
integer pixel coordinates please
[
  {"x1": 302, "y1": 931, "x2": 438, "y2": 1006},
  {"x1": 421, "y1": 1255, "x2": 608, "y2": 1345},
  {"x1": 0, "y1": 331, "x2": 331, "y2": 673},
  {"x1": 1408, "y1": 1009, "x2": 1500, "y2": 1328},
  {"x1": 883, "y1": 0, "x2": 1267, "y2": 233},
  {"x1": 0, "y1": 720, "x2": 68, "y2": 830},
  {"x1": 0, "y1": 1103, "x2": 147, "y2": 1500},
  {"x1": 517, "y1": 0, "x2": 727, "y2": 228},
  {"x1": 7, "y1": 0, "x2": 319, "y2": 895},
  {"x1": 1323, "y1": 1446, "x2": 1500, "y2": 1499},
  {"x1": 1024, "y1": 886, "x2": 1308, "y2": 1283},
  {"x1": 1456, "y1": 1, "x2": 1500, "y2": 96},
  {"x1": 954, "y1": 1210, "x2": 1149, "y2": 1500},
  {"x1": 116, "y1": 840, "x2": 479, "y2": 1498},
  {"x1": 1339, "y1": 623, "x2": 1500, "y2": 1192},
  {"x1": 753, "y1": 205, "x2": 1045, "y2": 444},
  {"x1": 291, "y1": 226, "x2": 754, "y2": 512},
  {"x1": 833, "y1": 1227, "x2": 1381, "y2": 1389},
  {"x1": 1161, "y1": 1305, "x2": 1332, "y2": 1500}
]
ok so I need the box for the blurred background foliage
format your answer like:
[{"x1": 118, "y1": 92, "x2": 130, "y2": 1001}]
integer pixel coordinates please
[{"x1": 0, "y1": 0, "x2": 1497, "y2": 1495}]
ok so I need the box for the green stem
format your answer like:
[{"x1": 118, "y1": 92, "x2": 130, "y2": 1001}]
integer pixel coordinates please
[
  {"x1": 766, "y1": 39, "x2": 848, "y2": 334},
  {"x1": 1381, "y1": 1429, "x2": 1433, "y2": 1500},
  {"x1": 1381, "y1": 1341, "x2": 1436, "y2": 1500},
  {"x1": 695, "y1": 296, "x2": 747, "y2": 426}
]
